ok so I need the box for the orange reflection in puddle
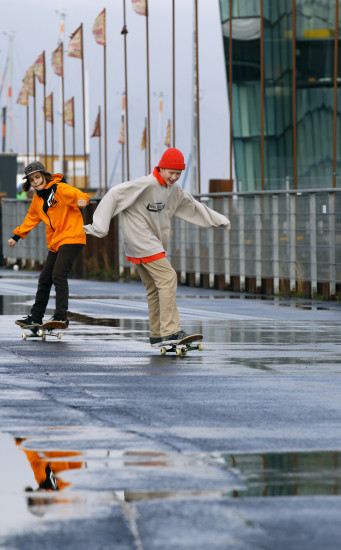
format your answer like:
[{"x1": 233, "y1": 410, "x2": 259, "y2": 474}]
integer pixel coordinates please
[
  {"x1": 15, "y1": 438, "x2": 83, "y2": 492},
  {"x1": 124, "y1": 451, "x2": 168, "y2": 467}
]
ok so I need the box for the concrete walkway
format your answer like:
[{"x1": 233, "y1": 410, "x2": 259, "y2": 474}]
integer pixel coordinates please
[{"x1": 0, "y1": 268, "x2": 340, "y2": 549}]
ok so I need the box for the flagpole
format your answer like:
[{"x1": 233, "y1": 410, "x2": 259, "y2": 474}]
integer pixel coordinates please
[
  {"x1": 333, "y1": 0, "x2": 339, "y2": 188},
  {"x1": 98, "y1": 106, "x2": 102, "y2": 195},
  {"x1": 146, "y1": 0, "x2": 151, "y2": 173},
  {"x1": 229, "y1": 0, "x2": 233, "y2": 184},
  {"x1": 157, "y1": 92, "x2": 163, "y2": 163},
  {"x1": 26, "y1": 105, "x2": 29, "y2": 164},
  {"x1": 51, "y1": 93, "x2": 54, "y2": 173},
  {"x1": 61, "y1": 44, "x2": 66, "y2": 175},
  {"x1": 58, "y1": 14, "x2": 65, "y2": 177},
  {"x1": 122, "y1": 0, "x2": 130, "y2": 180},
  {"x1": 33, "y1": 75, "x2": 37, "y2": 160},
  {"x1": 121, "y1": 114, "x2": 125, "y2": 182},
  {"x1": 172, "y1": 0, "x2": 175, "y2": 147},
  {"x1": 194, "y1": 0, "x2": 201, "y2": 194},
  {"x1": 43, "y1": 51, "x2": 47, "y2": 167},
  {"x1": 103, "y1": 26, "x2": 108, "y2": 193},
  {"x1": 7, "y1": 35, "x2": 13, "y2": 152},
  {"x1": 72, "y1": 97, "x2": 76, "y2": 185},
  {"x1": 145, "y1": 117, "x2": 147, "y2": 176},
  {"x1": 80, "y1": 24, "x2": 87, "y2": 191}
]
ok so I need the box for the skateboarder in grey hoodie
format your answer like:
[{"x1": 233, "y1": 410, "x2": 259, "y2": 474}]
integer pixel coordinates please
[{"x1": 83, "y1": 148, "x2": 230, "y2": 346}]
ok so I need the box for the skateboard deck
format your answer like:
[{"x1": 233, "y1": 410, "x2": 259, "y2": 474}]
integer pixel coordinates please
[
  {"x1": 157, "y1": 334, "x2": 203, "y2": 356},
  {"x1": 19, "y1": 321, "x2": 67, "y2": 341}
]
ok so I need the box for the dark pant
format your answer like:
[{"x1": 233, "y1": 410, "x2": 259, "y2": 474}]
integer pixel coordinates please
[{"x1": 31, "y1": 244, "x2": 84, "y2": 321}]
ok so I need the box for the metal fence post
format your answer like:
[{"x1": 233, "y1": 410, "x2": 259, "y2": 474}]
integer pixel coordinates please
[
  {"x1": 194, "y1": 224, "x2": 201, "y2": 285},
  {"x1": 208, "y1": 198, "x2": 215, "y2": 287},
  {"x1": 255, "y1": 195, "x2": 262, "y2": 289},
  {"x1": 309, "y1": 194, "x2": 317, "y2": 296},
  {"x1": 223, "y1": 196, "x2": 230, "y2": 287},
  {"x1": 329, "y1": 193, "x2": 336, "y2": 297},
  {"x1": 239, "y1": 196, "x2": 245, "y2": 292},
  {"x1": 289, "y1": 194, "x2": 297, "y2": 292},
  {"x1": 272, "y1": 195, "x2": 279, "y2": 294},
  {"x1": 180, "y1": 218, "x2": 186, "y2": 284}
]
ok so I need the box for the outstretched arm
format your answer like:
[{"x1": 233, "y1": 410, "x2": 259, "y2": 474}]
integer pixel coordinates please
[
  {"x1": 174, "y1": 190, "x2": 230, "y2": 229},
  {"x1": 83, "y1": 188, "x2": 118, "y2": 238}
]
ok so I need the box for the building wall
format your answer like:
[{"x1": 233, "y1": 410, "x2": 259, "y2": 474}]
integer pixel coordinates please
[{"x1": 219, "y1": 0, "x2": 341, "y2": 191}]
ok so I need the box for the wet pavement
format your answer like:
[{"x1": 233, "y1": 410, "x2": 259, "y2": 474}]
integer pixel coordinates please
[{"x1": 0, "y1": 267, "x2": 340, "y2": 549}]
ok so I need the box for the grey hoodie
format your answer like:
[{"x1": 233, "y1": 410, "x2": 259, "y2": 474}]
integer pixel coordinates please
[{"x1": 83, "y1": 173, "x2": 230, "y2": 259}]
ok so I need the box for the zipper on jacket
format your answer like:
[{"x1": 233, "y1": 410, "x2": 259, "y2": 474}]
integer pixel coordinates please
[{"x1": 46, "y1": 212, "x2": 55, "y2": 232}]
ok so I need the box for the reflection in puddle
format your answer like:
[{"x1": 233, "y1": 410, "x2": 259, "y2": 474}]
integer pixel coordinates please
[
  {"x1": 222, "y1": 451, "x2": 341, "y2": 498},
  {"x1": 68, "y1": 311, "x2": 120, "y2": 327},
  {"x1": 15, "y1": 438, "x2": 83, "y2": 492},
  {"x1": 14, "y1": 437, "x2": 341, "y2": 511}
]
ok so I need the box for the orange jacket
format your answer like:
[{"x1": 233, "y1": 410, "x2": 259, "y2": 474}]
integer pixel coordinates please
[
  {"x1": 23, "y1": 449, "x2": 83, "y2": 490},
  {"x1": 13, "y1": 174, "x2": 89, "y2": 252}
]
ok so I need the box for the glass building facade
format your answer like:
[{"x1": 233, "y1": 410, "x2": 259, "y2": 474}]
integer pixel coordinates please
[{"x1": 219, "y1": 0, "x2": 341, "y2": 191}]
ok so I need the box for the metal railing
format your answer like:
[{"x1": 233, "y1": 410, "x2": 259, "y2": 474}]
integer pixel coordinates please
[
  {"x1": 163, "y1": 189, "x2": 341, "y2": 298},
  {"x1": 2, "y1": 189, "x2": 340, "y2": 298}
]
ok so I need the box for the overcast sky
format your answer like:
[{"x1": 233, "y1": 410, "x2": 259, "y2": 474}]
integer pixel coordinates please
[{"x1": 0, "y1": 0, "x2": 229, "y2": 193}]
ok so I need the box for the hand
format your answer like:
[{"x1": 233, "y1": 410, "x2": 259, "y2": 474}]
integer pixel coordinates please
[
  {"x1": 8, "y1": 238, "x2": 16, "y2": 248},
  {"x1": 77, "y1": 199, "x2": 87, "y2": 209}
]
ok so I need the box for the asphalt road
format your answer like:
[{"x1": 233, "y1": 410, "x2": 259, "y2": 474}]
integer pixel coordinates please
[{"x1": 0, "y1": 268, "x2": 341, "y2": 549}]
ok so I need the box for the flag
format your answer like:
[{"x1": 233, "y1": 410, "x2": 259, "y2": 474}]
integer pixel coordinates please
[
  {"x1": 91, "y1": 112, "x2": 101, "y2": 137},
  {"x1": 92, "y1": 9, "x2": 106, "y2": 46},
  {"x1": 22, "y1": 66, "x2": 35, "y2": 96},
  {"x1": 64, "y1": 97, "x2": 74, "y2": 127},
  {"x1": 16, "y1": 83, "x2": 29, "y2": 106},
  {"x1": 131, "y1": 0, "x2": 147, "y2": 16},
  {"x1": 67, "y1": 26, "x2": 82, "y2": 59},
  {"x1": 45, "y1": 93, "x2": 53, "y2": 123},
  {"x1": 118, "y1": 118, "x2": 125, "y2": 144},
  {"x1": 51, "y1": 43, "x2": 63, "y2": 77},
  {"x1": 33, "y1": 52, "x2": 45, "y2": 85},
  {"x1": 140, "y1": 126, "x2": 146, "y2": 150},
  {"x1": 164, "y1": 119, "x2": 171, "y2": 148}
]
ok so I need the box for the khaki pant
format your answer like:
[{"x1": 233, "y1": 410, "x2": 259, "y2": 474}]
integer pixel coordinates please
[{"x1": 136, "y1": 257, "x2": 180, "y2": 338}]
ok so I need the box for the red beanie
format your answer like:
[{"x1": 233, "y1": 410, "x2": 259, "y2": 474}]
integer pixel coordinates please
[{"x1": 158, "y1": 148, "x2": 185, "y2": 170}]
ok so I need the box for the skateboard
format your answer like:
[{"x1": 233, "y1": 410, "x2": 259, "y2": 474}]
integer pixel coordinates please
[
  {"x1": 19, "y1": 321, "x2": 68, "y2": 341},
  {"x1": 157, "y1": 334, "x2": 203, "y2": 356}
]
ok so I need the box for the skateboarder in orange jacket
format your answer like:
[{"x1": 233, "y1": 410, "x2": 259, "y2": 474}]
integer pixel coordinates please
[{"x1": 8, "y1": 161, "x2": 89, "y2": 328}]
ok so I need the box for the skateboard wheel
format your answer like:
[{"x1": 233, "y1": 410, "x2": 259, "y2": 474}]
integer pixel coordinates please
[
  {"x1": 22, "y1": 332, "x2": 27, "y2": 340},
  {"x1": 176, "y1": 348, "x2": 182, "y2": 356},
  {"x1": 38, "y1": 329, "x2": 44, "y2": 337},
  {"x1": 197, "y1": 343, "x2": 203, "y2": 351},
  {"x1": 42, "y1": 334, "x2": 46, "y2": 341},
  {"x1": 57, "y1": 332, "x2": 63, "y2": 339},
  {"x1": 160, "y1": 347, "x2": 167, "y2": 355}
]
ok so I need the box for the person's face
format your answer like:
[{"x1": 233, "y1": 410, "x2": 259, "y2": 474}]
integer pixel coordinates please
[
  {"x1": 28, "y1": 172, "x2": 46, "y2": 192},
  {"x1": 159, "y1": 168, "x2": 182, "y2": 186}
]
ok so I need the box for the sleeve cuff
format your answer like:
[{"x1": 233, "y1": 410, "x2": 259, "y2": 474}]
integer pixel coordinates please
[{"x1": 12, "y1": 234, "x2": 21, "y2": 242}]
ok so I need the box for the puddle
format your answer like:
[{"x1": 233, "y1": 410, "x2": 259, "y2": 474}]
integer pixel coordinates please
[
  {"x1": 68, "y1": 311, "x2": 120, "y2": 327},
  {"x1": 222, "y1": 451, "x2": 341, "y2": 497},
  {"x1": 0, "y1": 295, "x2": 37, "y2": 316},
  {"x1": 15, "y1": 437, "x2": 83, "y2": 492},
  {"x1": 2, "y1": 434, "x2": 340, "y2": 537},
  {"x1": 12, "y1": 437, "x2": 341, "y2": 502}
]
